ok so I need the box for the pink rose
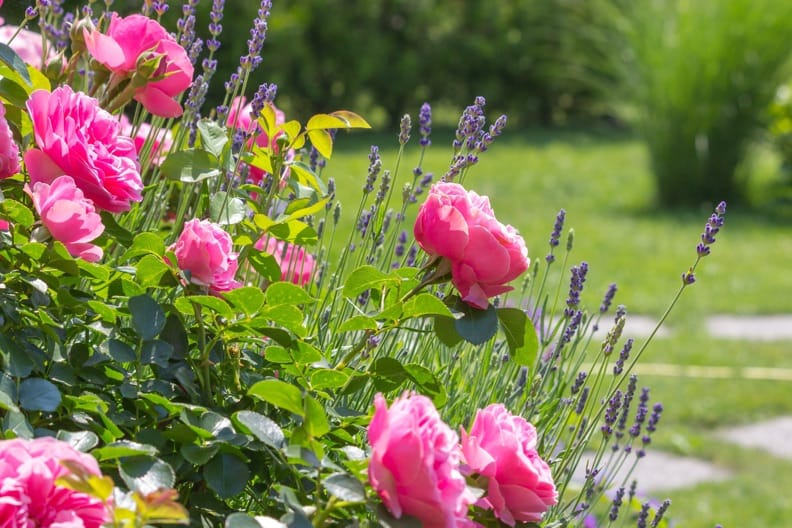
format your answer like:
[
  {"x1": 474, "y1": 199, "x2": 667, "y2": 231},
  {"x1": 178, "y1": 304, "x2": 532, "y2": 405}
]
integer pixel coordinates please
[
  {"x1": 368, "y1": 393, "x2": 473, "y2": 528},
  {"x1": 84, "y1": 13, "x2": 193, "y2": 118},
  {"x1": 0, "y1": 102, "x2": 19, "y2": 178},
  {"x1": 413, "y1": 182, "x2": 529, "y2": 309},
  {"x1": 0, "y1": 436, "x2": 108, "y2": 527},
  {"x1": 119, "y1": 114, "x2": 174, "y2": 167},
  {"x1": 255, "y1": 237, "x2": 315, "y2": 285},
  {"x1": 25, "y1": 175, "x2": 105, "y2": 262},
  {"x1": 461, "y1": 404, "x2": 557, "y2": 525},
  {"x1": 168, "y1": 218, "x2": 241, "y2": 293},
  {"x1": 24, "y1": 86, "x2": 142, "y2": 213}
]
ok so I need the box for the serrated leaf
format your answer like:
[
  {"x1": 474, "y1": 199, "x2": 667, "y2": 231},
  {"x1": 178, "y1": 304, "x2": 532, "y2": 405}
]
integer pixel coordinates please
[
  {"x1": 174, "y1": 295, "x2": 234, "y2": 319},
  {"x1": 323, "y1": 473, "x2": 366, "y2": 502},
  {"x1": 57, "y1": 430, "x2": 99, "y2": 452},
  {"x1": 329, "y1": 110, "x2": 371, "y2": 129},
  {"x1": 121, "y1": 232, "x2": 166, "y2": 261},
  {"x1": 343, "y1": 265, "x2": 398, "y2": 298},
  {"x1": 210, "y1": 191, "x2": 246, "y2": 225},
  {"x1": 267, "y1": 219, "x2": 317, "y2": 245},
  {"x1": 404, "y1": 363, "x2": 447, "y2": 407},
  {"x1": 180, "y1": 443, "x2": 219, "y2": 465},
  {"x1": 303, "y1": 395, "x2": 329, "y2": 438},
  {"x1": 282, "y1": 197, "x2": 328, "y2": 222},
  {"x1": 119, "y1": 455, "x2": 175, "y2": 495},
  {"x1": 92, "y1": 441, "x2": 159, "y2": 461},
  {"x1": 223, "y1": 286, "x2": 265, "y2": 316},
  {"x1": 197, "y1": 119, "x2": 228, "y2": 158},
  {"x1": 136, "y1": 254, "x2": 170, "y2": 287},
  {"x1": 129, "y1": 295, "x2": 166, "y2": 340},
  {"x1": 248, "y1": 379, "x2": 304, "y2": 416},
  {"x1": 337, "y1": 315, "x2": 378, "y2": 332},
  {"x1": 306, "y1": 113, "x2": 349, "y2": 130},
  {"x1": 310, "y1": 369, "x2": 349, "y2": 390},
  {"x1": 453, "y1": 299, "x2": 498, "y2": 345},
  {"x1": 19, "y1": 378, "x2": 61, "y2": 412},
  {"x1": 0, "y1": 199, "x2": 34, "y2": 227},
  {"x1": 371, "y1": 357, "x2": 407, "y2": 392},
  {"x1": 497, "y1": 308, "x2": 539, "y2": 366},
  {"x1": 204, "y1": 453, "x2": 249, "y2": 498},
  {"x1": 307, "y1": 129, "x2": 333, "y2": 158},
  {"x1": 233, "y1": 410, "x2": 285, "y2": 449},
  {"x1": 0, "y1": 43, "x2": 31, "y2": 86},
  {"x1": 247, "y1": 250, "x2": 281, "y2": 282},
  {"x1": 265, "y1": 281, "x2": 315, "y2": 306},
  {"x1": 403, "y1": 293, "x2": 454, "y2": 318},
  {"x1": 225, "y1": 513, "x2": 266, "y2": 528},
  {"x1": 160, "y1": 149, "x2": 221, "y2": 183}
]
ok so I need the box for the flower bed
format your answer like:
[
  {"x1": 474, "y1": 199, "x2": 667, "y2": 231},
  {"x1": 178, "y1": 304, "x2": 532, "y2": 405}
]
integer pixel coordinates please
[{"x1": 0, "y1": 1, "x2": 725, "y2": 526}]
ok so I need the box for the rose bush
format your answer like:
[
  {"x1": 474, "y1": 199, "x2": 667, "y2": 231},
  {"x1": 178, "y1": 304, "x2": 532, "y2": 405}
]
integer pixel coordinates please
[
  {"x1": 169, "y1": 218, "x2": 241, "y2": 293},
  {"x1": 414, "y1": 182, "x2": 530, "y2": 309},
  {"x1": 0, "y1": 437, "x2": 108, "y2": 527},
  {"x1": 0, "y1": 103, "x2": 19, "y2": 179},
  {"x1": 461, "y1": 403, "x2": 558, "y2": 525},
  {"x1": 24, "y1": 85, "x2": 143, "y2": 213},
  {"x1": 368, "y1": 393, "x2": 473, "y2": 528},
  {"x1": 25, "y1": 175, "x2": 105, "y2": 262}
]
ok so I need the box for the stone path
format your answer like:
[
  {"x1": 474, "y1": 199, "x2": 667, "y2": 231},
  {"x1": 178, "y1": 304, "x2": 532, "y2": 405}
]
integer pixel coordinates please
[{"x1": 581, "y1": 313, "x2": 792, "y2": 494}]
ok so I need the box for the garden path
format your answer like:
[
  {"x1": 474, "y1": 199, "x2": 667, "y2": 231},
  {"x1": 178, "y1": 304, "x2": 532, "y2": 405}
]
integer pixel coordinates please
[{"x1": 579, "y1": 313, "x2": 792, "y2": 493}]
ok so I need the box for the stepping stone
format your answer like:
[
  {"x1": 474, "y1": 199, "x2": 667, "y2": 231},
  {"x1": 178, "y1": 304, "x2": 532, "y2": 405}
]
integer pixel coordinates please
[
  {"x1": 715, "y1": 416, "x2": 792, "y2": 459},
  {"x1": 574, "y1": 450, "x2": 730, "y2": 493},
  {"x1": 706, "y1": 315, "x2": 792, "y2": 341}
]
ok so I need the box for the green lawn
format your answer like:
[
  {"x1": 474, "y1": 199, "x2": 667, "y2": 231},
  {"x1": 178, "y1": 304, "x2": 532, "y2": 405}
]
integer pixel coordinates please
[{"x1": 325, "y1": 126, "x2": 792, "y2": 527}]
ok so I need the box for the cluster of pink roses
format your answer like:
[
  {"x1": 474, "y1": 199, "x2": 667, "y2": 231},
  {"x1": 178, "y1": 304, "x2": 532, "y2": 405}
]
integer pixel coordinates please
[
  {"x1": 0, "y1": 437, "x2": 108, "y2": 527},
  {"x1": 368, "y1": 393, "x2": 557, "y2": 527},
  {"x1": 414, "y1": 182, "x2": 530, "y2": 309}
]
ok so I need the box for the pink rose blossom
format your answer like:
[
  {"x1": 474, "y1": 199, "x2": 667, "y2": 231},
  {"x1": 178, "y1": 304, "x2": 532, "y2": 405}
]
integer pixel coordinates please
[
  {"x1": 84, "y1": 13, "x2": 194, "y2": 118},
  {"x1": 368, "y1": 393, "x2": 473, "y2": 528},
  {"x1": 168, "y1": 218, "x2": 241, "y2": 293},
  {"x1": 0, "y1": 102, "x2": 19, "y2": 178},
  {"x1": 0, "y1": 436, "x2": 108, "y2": 527},
  {"x1": 255, "y1": 237, "x2": 315, "y2": 285},
  {"x1": 25, "y1": 176, "x2": 105, "y2": 262},
  {"x1": 413, "y1": 182, "x2": 530, "y2": 309},
  {"x1": 461, "y1": 404, "x2": 557, "y2": 525},
  {"x1": 24, "y1": 85, "x2": 142, "y2": 213}
]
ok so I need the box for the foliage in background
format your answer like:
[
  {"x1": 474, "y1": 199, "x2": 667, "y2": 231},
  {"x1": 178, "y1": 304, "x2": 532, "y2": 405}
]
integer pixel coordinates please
[
  {"x1": 597, "y1": 0, "x2": 792, "y2": 206},
  {"x1": 768, "y1": 81, "x2": 792, "y2": 180}
]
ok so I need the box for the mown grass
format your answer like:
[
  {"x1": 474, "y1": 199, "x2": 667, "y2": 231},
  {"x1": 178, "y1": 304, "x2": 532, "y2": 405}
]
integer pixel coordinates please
[{"x1": 324, "y1": 126, "x2": 792, "y2": 527}]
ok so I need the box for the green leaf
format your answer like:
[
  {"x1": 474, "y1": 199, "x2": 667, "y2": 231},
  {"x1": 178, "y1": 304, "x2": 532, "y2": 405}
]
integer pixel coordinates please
[
  {"x1": 180, "y1": 443, "x2": 219, "y2": 465},
  {"x1": 119, "y1": 455, "x2": 175, "y2": 494},
  {"x1": 233, "y1": 410, "x2": 285, "y2": 449},
  {"x1": 197, "y1": 119, "x2": 229, "y2": 158},
  {"x1": 160, "y1": 149, "x2": 221, "y2": 183},
  {"x1": 371, "y1": 357, "x2": 407, "y2": 392},
  {"x1": 264, "y1": 345, "x2": 292, "y2": 363},
  {"x1": 288, "y1": 162, "x2": 325, "y2": 193},
  {"x1": 129, "y1": 295, "x2": 166, "y2": 340},
  {"x1": 19, "y1": 378, "x2": 61, "y2": 412},
  {"x1": 453, "y1": 299, "x2": 498, "y2": 345},
  {"x1": 57, "y1": 430, "x2": 99, "y2": 452},
  {"x1": 248, "y1": 379, "x2": 304, "y2": 416},
  {"x1": 337, "y1": 315, "x2": 379, "y2": 332},
  {"x1": 434, "y1": 316, "x2": 463, "y2": 346},
  {"x1": 283, "y1": 197, "x2": 328, "y2": 222},
  {"x1": 225, "y1": 513, "x2": 266, "y2": 528},
  {"x1": 323, "y1": 473, "x2": 366, "y2": 502},
  {"x1": 223, "y1": 286, "x2": 265, "y2": 316},
  {"x1": 307, "y1": 129, "x2": 333, "y2": 158},
  {"x1": 266, "y1": 281, "x2": 315, "y2": 306},
  {"x1": 404, "y1": 364, "x2": 447, "y2": 407},
  {"x1": 403, "y1": 293, "x2": 454, "y2": 318},
  {"x1": 0, "y1": 43, "x2": 32, "y2": 86},
  {"x1": 0, "y1": 77, "x2": 29, "y2": 107},
  {"x1": 268, "y1": 219, "x2": 317, "y2": 245},
  {"x1": 310, "y1": 369, "x2": 349, "y2": 390},
  {"x1": 497, "y1": 308, "x2": 539, "y2": 366},
  {"x1": 292, "y1": 341, "x2": 322, "y2": 363},
  {"x1": 141, "y1": 340, "x2": 174, "y2": 368},
  {"x1": 92, "y1": 441, "x2": 159, "y2": 461},
  {"x1": 210, "y1": 191, "x2": 246, "y2": 225},
  {"x1": 121, "y1": 232, "x2": 166, "y2": 261},
  {"x1": 343, "y1": 265, "x2": 398, "y2": 298},
  {"x1": 247, "y1": 250, "x2": 281, "y2": 282},
  {"x1": 303, "y1": 395, "x2": 330, "y2": 438},
  {"x1": 107, "y1": 339, "x2": 136, "y2": 363},
  {"x1": 135, "y1": 254, "x2": 171, "y2": 287},
  {"x1": 0, "y1": 199, "x2": 34, "y2": 227},
  {"x1": 204, "y1": 453, "x2": 249, "y2": 499},
  {"x1": 175, "y1": 295, "x2": 234, "y2": 319}
]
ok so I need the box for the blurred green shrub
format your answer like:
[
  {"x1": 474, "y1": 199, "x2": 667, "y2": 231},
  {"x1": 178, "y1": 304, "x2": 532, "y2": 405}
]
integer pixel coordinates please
[
  {"x1": 769, "y1": 82, "x2": 792, "y2": 177},
  {"x1": 599, "y1": 0, "x2": 792, "y2": 206}
]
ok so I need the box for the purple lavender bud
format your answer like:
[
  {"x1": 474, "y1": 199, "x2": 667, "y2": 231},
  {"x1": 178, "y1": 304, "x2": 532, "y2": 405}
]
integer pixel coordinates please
[
  {"x1": 646, "y1": 402, "x2": 663, "y2": 433},
  {"x1": 563, "y1": 310, "x2": 583, "y2": 344},
  {"x1": 602, "y1": 390, "x2": 622, "y2": 437},
  {"x1": 600, "y1": 283, "x2": 617, "y2": 313},
  {"x1": 608, "y1": 487, "x2": 625, "y2": 521},
  {"x1": 575, "y1": 387, "x2": 590, "y2": 414},
  {"x1": 490, "y1": 114, "x2": 507, "y2": 137},
  {"x1": 549, "y1": 209, "x2": 566, "y2": 250},
  {"x1": 571, "y1": 371, "x2": 587, "y2": 394},
  {"x1": 375, "y1": 170, "x2": 391, "y2": 205},
  {"x1": 613, "y1": 338, "x2": 633, "y2": 375},
  {"x1": 399, "y1": 114, "x2": 411, "y2": 145},
  {"x1": 211, "y1": 0, "x2": 225, "y2": 24},
  {"x1": 26, "y1": 6, "x2": 38, "y2": 18},
  {"x1": 650, "y1": 500, "x2": 671, "y2": 528},
  {"x1": 565, "y1": 261, "x2": 588, "y2": 312},
  {"x1": 364, "y1": 146, "x2": 381, "y2": 193},
  {"x1": 682, "y1": 269, "x2": 696, "y2": 285},
  {"x1": 406, "y1": 245, "x2": 417, "y2": 267},
  {"x1": 617, "y1": 374, "x2": 637, "y2": 435},
  {"x1": 419, "y1": 102, "x2": 432, "y2": 146},
  {"x1": 637, "y1": 503, "x2": 651, "y2": 528}
]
